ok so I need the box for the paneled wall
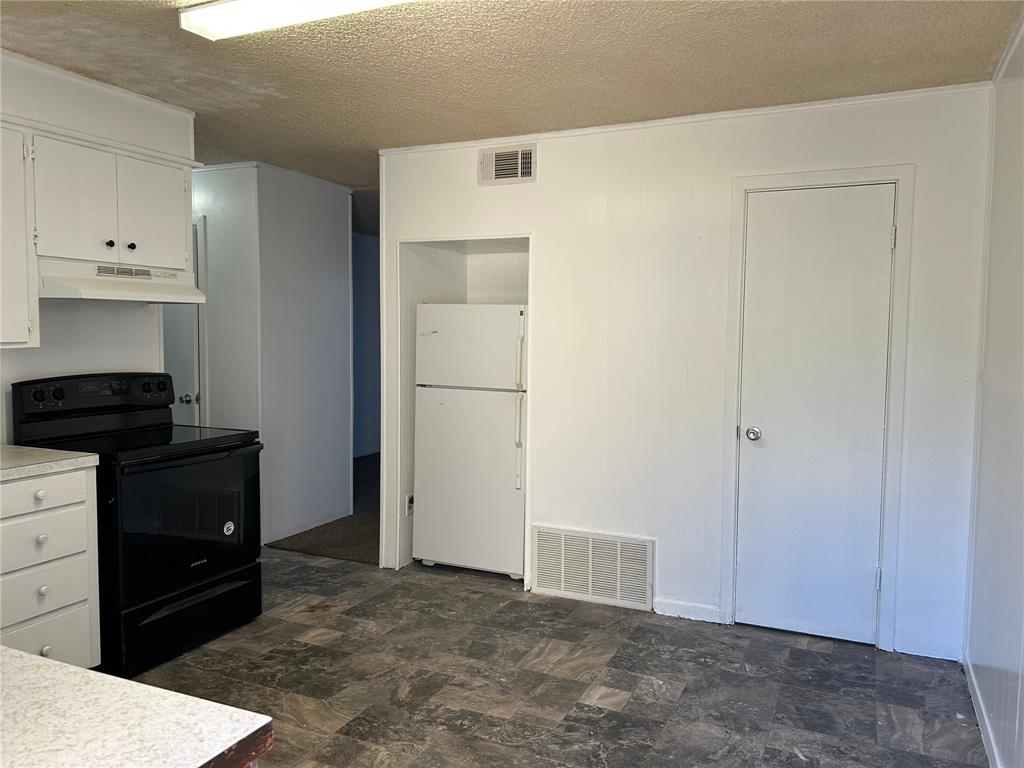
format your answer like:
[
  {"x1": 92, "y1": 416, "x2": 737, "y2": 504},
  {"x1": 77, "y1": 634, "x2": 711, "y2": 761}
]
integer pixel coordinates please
[
  {"x1": 381, "y1": 85, "x2": 991, "y2": 659},
  {"x1": 965, "y1": 23, "x2": 1024, "y2": 768}
]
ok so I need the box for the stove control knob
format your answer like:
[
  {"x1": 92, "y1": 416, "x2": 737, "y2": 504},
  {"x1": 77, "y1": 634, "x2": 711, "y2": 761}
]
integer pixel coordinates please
[
  {"x1": 141, "y1": 381, "x2": 153, "y2": 394},
  {"x1": 52, "y1": 387, "x2": 66, "y2": 402},
  {"x1": 31, "y1": 389, "x2": 46, "y2": 404},
  {"x1": 156, "y1": 380, "x2": 168, "y2": 393}
]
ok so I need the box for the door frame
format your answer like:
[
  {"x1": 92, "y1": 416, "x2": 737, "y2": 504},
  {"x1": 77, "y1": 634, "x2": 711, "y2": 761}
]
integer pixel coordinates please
[{"x1": 720, "y1": 165, "x2": 915, "y2": 650}]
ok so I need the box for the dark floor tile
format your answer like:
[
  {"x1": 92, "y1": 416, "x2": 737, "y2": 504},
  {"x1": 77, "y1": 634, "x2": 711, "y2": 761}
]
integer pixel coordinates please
[
  {"x1": 652, "y1": 717, "x2": 768, "y2": 767},
  {"x1": 312, "y1": 732, "x2": 415, "y2": 768},
  {"x1": 140, "y1": 551, "x2": 988, "y2": 768},
  {"x1": 773, "y1": 682, "x2": 877, "y2": 740},
  {"x1": 673, "y1": 666, "x2": 780, "y2": 734},
  {"x1": 531, "y1": 703, "x2": 665, "y2": 768}
]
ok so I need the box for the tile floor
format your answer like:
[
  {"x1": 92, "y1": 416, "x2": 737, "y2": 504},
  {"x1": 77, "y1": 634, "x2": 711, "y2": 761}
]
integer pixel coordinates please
[{"x1": 136, "y1": 549, "x2": 988, "y2": 767}]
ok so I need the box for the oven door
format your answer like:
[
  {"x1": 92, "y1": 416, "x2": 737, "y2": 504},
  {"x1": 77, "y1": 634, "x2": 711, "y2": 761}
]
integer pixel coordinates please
[{"x1": 117, "y1": 443, "x2": 262, "y2": 608}]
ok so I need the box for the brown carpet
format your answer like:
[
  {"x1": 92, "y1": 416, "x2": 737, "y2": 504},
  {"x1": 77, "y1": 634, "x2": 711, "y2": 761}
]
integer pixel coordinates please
[{"x1": 267, "y1": 453, "x2": 379, "y2": 565}]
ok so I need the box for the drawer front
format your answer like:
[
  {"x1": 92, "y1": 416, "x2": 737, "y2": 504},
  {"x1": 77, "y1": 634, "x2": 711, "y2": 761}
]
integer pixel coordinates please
[
  {"x1": 1, "y1": 470, "x2": 87, "y2": 519},
  {"x1": 0, "y1": 555, "x2": 89, "y2": 627},
  {"x1": 0, "y1": 504, "x2": 88, "y2": 573},
  {"x1": 1, "y1": 604, "x2": 92, "y2": 667}
]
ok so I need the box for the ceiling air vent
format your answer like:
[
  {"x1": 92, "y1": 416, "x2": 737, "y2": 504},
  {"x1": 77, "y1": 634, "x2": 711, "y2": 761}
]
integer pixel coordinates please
[
  {"x1": 532, "y1": 525, "x2": 654, "y2": 610},
  {"x1": 478, "y1": 144, "x2": 537, "y2": 186}
]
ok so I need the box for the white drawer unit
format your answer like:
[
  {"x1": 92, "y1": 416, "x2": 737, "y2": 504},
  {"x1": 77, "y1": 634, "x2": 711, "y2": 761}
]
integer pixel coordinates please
[
  {"x1": 0, "y1": 470, "x2": 86, "y2": 518},
  {"x1": 0, "y1": 554, "x2": 89, "y2": 627},
  {"x1": 0, "y1": 604, "x2": 92, "y2": 667},
  {"x1": 0, "y1": 455, "x2": 100, "y2": 669},
  {"x1": 0, "y1": 504, "x2": 88, "y2": 572}
]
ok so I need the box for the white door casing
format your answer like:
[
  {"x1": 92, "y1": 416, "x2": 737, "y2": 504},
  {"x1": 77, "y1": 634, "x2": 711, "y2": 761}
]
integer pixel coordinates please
[{"x1": 734, "y1": 182, "x2": 896, "y2": 643}]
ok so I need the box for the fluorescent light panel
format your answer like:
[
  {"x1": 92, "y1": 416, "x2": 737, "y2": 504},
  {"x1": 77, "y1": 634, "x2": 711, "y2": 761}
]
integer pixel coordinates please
[{"x1": 179, "y1": 0, "x2": 409, "y2": 40}]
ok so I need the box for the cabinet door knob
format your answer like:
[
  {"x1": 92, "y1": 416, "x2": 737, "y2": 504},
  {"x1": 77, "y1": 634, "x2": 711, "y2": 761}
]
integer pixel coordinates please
[
  {"x1": 34, "y1": 489, "x2": 48, "y2": 501},
  {"x1": 40, "y1": 645, "x2": 52, "y2": 657},
  {"x1": 105, "y1": 239, "x2": 115, "y2": 248},
  {"x1": 36, "y1": 533, "x2": 49, "y2": 545},
  {"x1": 127, "y1": 242, "x2": 137, "y2": 251},
  {"x1": 38, "y1": 585, "x2": 49, "y2": 596}
]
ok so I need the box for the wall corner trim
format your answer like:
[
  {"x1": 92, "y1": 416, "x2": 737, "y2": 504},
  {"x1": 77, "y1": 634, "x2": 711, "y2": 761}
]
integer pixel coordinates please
[{"x1": 964, "y1": 654, "x2": 1004, "y2": 768}]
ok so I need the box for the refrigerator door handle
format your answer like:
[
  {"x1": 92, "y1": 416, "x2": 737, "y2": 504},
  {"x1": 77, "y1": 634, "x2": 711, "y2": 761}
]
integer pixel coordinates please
[
  {"x1": 515, "y1": 334, "x2": 525, "y2": 390},
  {"x1": 514, "y1": 393, "x2": 524, "y2": 490}
]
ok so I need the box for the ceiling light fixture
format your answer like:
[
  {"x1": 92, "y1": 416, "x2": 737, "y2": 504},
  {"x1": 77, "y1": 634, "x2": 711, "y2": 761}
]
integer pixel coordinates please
[{"x1": 179, "y1": 0, "x2": 411, "y2": 41}]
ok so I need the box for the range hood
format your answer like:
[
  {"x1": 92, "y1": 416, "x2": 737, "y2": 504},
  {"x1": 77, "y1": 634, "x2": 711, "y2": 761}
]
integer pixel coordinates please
[{"x1": 38, "y1": 258, "x2": 206, "y2": 304}]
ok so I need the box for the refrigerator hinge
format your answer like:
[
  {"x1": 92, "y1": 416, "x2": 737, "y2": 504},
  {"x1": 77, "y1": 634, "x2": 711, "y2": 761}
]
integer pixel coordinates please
[{"x1": 875, "y1": 567, "x2": 882, "y2": 592}]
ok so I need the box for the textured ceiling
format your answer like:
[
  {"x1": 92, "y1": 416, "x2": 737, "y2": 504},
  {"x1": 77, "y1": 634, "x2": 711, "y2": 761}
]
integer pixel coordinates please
[{"x1": 1, "y1": 0, "x2": 1021, "y2": 191}]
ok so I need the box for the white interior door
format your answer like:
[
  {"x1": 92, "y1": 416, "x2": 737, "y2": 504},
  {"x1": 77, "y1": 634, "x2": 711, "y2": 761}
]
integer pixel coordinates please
[
  {"x1": 413, "y1": 387, "x2": 526, "y2": 577},
  {"x1": 1, "y1": 127, "x2": 30, "y2": 344},
  {"x1": 735, "y1": 183, "x2": 895, "y2": 643},
  {"x1": 116, "y1": 155, "x2": 189, "y2": 270},
  {"x1": 33, "y1": 136, "x2": 118, "y2": 263},
  {"x1": 416, "y1": 304, "x2": 527, "y2": 390}
]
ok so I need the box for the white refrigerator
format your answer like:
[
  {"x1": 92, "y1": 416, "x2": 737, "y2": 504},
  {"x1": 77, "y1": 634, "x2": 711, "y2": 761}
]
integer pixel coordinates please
[{"x1": 413, "y1": 303, "x2": 527, "y2": 578}]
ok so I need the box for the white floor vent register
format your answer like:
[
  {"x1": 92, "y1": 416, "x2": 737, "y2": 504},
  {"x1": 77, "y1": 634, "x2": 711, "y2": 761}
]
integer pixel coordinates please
[{"x1": 532, "y1": 526, "x2": 654, "y2": 610}]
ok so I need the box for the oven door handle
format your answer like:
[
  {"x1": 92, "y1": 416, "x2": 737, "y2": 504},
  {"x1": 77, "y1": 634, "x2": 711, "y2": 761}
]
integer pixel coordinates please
[{"x1": 120, "y1": 442, "x2": 263, "y2": 474}]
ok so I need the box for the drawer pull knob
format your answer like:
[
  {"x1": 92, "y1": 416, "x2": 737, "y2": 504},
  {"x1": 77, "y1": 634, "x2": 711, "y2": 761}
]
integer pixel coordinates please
[
  {"x1": 36, "y1": 533, "x2": 49, "y2": 545},
  {"x1": 38, "y1": 585, "x2": 49, "y2": 596},
  {"x1": 40, "y1": 645, "x2": 52, "y2": 657},
  {"x1": 34, "y1": 489, "x2": 48, "y2": 501}
]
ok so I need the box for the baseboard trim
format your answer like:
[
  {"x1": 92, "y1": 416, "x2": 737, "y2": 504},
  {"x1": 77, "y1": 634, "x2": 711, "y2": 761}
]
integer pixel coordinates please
[
  {"x1": 653, "y1": 597, "x2": 722, "y2": 623},
  {"x1": 964, "y1": 653, "x2": 1002, "y2": 768}
]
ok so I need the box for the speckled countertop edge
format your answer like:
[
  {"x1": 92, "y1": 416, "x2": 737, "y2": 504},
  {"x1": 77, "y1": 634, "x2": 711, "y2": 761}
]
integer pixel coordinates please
[
  {"x1": 0, "y1": 646, "x2": 272, "y2": 768},
  {"x1": 0, "y1": 444, "x2": 99, "y2": 481}
]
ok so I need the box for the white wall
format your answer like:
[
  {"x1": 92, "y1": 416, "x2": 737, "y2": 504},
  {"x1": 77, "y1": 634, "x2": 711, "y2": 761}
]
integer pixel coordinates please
[
  {"x1": 352, "y1": 233, "x2": 381, "y2": 458},
  {"x1": 1, "y1": 301, "x2": 162, "y2": 441},
  {"x1": 382, "y1": 85, "x2": 991, "y2": 659},
  {"x1": 965, "y1": 23, "x2": 1024, "y2": 768},
  {"x1": 257, "y1": 164, "x2": 353, "y2": 543}
]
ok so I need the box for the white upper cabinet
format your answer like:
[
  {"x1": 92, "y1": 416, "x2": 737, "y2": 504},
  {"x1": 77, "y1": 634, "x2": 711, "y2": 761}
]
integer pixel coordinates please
[
  {"x1": 116, "y1": 156, "x2": 189, "y2": 270},
  {"x1": 33, "y1": 136, "x2": 119, "y2": 263},
  {"x1": 1, "y1": 126, "x2": 38, "y2": 347},
  {"x1": 32, "y1": 136, "x2": 190, "y2": 270}
]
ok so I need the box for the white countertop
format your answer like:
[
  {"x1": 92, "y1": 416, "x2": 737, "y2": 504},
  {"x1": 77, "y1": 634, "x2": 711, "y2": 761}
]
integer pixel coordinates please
[
  {"x1": 0, "y1": 647, "x2": 272, "y2": 768},
  {"x1": 0, "y1": 444, "x2": 98, "y2": 482}
]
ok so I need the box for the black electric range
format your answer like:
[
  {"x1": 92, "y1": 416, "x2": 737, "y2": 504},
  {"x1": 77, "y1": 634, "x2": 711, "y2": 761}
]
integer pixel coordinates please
[{"x1": 12, "y1": 372, "x2": 263, "y2": 677}]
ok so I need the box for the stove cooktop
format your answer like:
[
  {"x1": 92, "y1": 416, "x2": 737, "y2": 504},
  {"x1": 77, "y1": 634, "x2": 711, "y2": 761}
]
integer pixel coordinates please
[{"x1": 36, "y1": 424, "x2": 259, "y2": 463}]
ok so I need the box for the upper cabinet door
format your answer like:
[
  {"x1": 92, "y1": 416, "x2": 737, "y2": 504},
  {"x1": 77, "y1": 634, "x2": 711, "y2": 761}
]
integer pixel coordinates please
[
  {"x1": 1, "y1": 127, "x2": 35, "y2": 345},
  {"x1": 116, "y1": 156, "x2": 189, "y2": 270},
  {"x1": 33, "y1": 136, "x2": 119, "y2": 263}
]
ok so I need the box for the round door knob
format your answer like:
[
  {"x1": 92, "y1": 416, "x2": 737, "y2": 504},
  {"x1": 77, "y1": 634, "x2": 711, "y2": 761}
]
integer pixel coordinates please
[
  {"x1": 126, "y1": 242, "x2": 137, "y2": 251},
  {"x1": 745, "y1": 426, "x2": 763, "y2": 441},
  {"x1": 39, "y1": 645, "x2": 52, "y2": 657},
  {"x1": 38, "y1": 585, "x2": 49, "y2": 596},
  {"x1": 34, "y1": 489, "x2": 48, "y2": 501},
  {"x1": 36, "y1": 533, "x2": 49, "y2": 545},
  {"x1": 105, "y1": 239, "x2": 115, "y2": 248}
]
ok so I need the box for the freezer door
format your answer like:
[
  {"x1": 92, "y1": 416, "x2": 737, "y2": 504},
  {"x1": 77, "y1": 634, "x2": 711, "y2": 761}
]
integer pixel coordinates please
[
  {"x1": 413, "y1": 387, "x2": 526, "y2": 577},
  {"x1": 416, "y1": 304, "x2": 527, "y2": 390}
]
